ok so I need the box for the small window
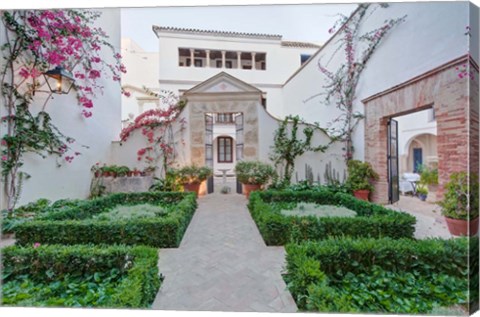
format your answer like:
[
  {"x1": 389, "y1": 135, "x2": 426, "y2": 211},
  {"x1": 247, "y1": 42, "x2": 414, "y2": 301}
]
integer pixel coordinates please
[
  {"x1": 300, "y1": 54, "x2": 311, "y2": 65},
  {"x1": 260, "y1": 62, "x2": 266, "y2": 70},
  {"x1": 186, "y1": 58, "x2": 191, "y2": 67},
  {"x1": 242, "y1": 65, "x2": 252, "y2": 70},
  {"x1": 218, "y1": 137, "x2": 233, "y2": 163},
  {"x1": 216, "y1": 113, "x2": 234, "y2": 123},
  {"x1": 216, "y1": 60, "x2": 222, "y2": 68},
  {"x1": 225, "y1": 61, "x2": 233, "y2": 69},
  {"x1": 194, "y1": 59, "x2": 203, "y2": 67}
]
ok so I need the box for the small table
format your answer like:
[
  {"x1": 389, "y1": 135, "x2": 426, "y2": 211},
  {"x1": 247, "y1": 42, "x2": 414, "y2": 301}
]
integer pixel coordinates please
[{"x1": 218, "y1": 169, "x2": 230, "y2": 184}]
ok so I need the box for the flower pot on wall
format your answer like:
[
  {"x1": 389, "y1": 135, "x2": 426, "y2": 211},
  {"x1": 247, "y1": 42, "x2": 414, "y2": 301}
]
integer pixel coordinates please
[
  {"x1": 353, "y1": 189, "x2": 370, "y2": 201},
  {"x1": 243, "y1": 184, "x2": 261, "y2": 199},
  {"x1": 418, "y1": 194, "x2": 427, "y2": 201},
  {"x1": 445, "y1": 217, "x2": 479, "y2": 236},
  {"x1": 183, "y1": 183, "x2": 201, "y2": 197}
]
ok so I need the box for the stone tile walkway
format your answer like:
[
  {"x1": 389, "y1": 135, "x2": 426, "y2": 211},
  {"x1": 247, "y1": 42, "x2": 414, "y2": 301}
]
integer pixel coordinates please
[
  {"x1": 152, "y1": 193, "x2": 297, "y2": 312},
  {"x1": 386, "y1": 195, "x2": 452, "y2": 239}
]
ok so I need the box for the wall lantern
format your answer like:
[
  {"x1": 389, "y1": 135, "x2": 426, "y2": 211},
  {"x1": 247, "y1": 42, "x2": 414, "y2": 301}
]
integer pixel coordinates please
[{"x1": 43, "y1": 66, "x2": 75, "y2": 94}]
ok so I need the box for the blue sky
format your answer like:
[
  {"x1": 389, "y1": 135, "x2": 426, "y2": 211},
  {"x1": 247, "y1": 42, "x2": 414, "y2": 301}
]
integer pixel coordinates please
[{"x1": 121, "y1": 3, "x2": 358, "y2": 52}]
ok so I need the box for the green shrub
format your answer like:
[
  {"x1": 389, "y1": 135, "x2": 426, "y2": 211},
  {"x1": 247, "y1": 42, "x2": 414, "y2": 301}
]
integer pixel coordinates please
[
  {"x1": 439, "y1": 172, "x2": 479, "y2": 220},
  {"x1": 2, "y1": 244, "x2": 161, "y2": 308},
  {"x1": 284, "y1": 237, "x2": 469, "y2": 313},
  {"x1": 235, "y1": 160, "x2": 276, "y2": 185},
  {"x1": 175, "y1": 165, "x2": 212, "y2": 184},
  {"x1": 248, "y1": 190, "x2": 415, "y2": 245},
  {"x1": 14, "y1": 192, "x2": 197, "y2": 248},
  {"x1": 94, "y1": 204, "x2": 168, "y2": 221},
  {"x1": 345, "y1": 160, "x2": 379, "y2": 192}
]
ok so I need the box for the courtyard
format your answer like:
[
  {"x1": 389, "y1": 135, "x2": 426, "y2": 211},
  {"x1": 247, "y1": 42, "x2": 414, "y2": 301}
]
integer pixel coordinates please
[{"x1": 0, "y1": 2, "x2": 478, "y2": 316}]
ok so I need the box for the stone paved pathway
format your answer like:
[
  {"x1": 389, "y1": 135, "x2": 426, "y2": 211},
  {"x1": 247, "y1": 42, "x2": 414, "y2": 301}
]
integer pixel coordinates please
[
  {"x1": 386, "y1": 196, "x2": 452, "y2": 239},
  {"x1": 152, "y1": 193, "x2": 297, "y2": 312}
]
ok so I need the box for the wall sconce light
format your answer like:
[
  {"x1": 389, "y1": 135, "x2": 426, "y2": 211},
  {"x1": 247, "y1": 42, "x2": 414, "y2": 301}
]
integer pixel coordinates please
[{"x1": 43, "y1": 66, "x2": 75, "y2": 94}]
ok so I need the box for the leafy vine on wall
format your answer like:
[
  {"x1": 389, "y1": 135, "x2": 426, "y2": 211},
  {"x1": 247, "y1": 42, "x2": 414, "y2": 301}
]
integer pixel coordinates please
[
  {"x1": 1, "y1": 10, "x2": 127, "y2": 210},
  {"x1": 307, "y1": 4, "x2": 406, "y2": 161}
]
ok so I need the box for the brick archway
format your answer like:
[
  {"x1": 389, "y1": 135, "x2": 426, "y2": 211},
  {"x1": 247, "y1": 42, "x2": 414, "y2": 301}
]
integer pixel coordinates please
[{"x1": 362, "y1": 56, "x2": 477, "y2": 204}]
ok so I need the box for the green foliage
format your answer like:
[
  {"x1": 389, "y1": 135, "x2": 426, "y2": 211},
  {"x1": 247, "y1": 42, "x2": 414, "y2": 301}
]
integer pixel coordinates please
[
  {"x1": 416, "y1": 185, "x2": 428, "y2": 196},
  {"x1": 280, "y1": 202, "x2": 357, "y2": 218},
  {"x1": 234, "y1": 160, "x2": 276, "y2": 185},
  {"x1": 418, "y1": 164, "x2": 439, "y2": 185},
  {"x1": 284, "y1": 237, "x2": 468, "y2": 313},
  {"x1": 149, "y1": 169, "x2": 182, "y2": 192},
  {"x1": 248, "y1": 189, "x2": 415, "y2": 245},
  {"x1": 270, "y1": 115, "x2": 328, "y2": 184},
  {"x1": 345, "y1": 160, "x2": 379, "y2": 192},
  {"x1": 439, "y1": 172, "x2": 479, "y2": 220},
  {"x1": 2, "y1": 244, "x2": 160, "y2": 308},
  {"x1": 1, "y1": 198, "x2": 52, "y2": 234},
  {"x1": 14, "y1": 192, "x2": 197, "y2": 248},
  {"x1": 175, "y1": 165, "x2": 213, "y2": 184},
  {"x1": 94, "y1": 204, "x2": 168, "y2": 221}
]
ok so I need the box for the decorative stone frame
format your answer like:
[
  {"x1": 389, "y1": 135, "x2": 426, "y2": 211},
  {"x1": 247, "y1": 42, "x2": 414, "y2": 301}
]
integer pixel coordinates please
[{"x1": 362, "y1": 55, "x2": 478, "y2": 204}]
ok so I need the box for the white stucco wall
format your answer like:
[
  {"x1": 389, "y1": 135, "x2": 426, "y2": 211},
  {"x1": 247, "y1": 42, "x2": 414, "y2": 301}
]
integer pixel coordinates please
[
  {"x1": 0, "y1": 9, "x2": 122, "y2": 208},
  {"x1": 120, "y1": 38, "x2": 160, "y2": 120},
  {"x1": 257, "y1": 105, "x2": 345, "y2": 184},
  {"x1": 154, "y1": 30, "x2": 318, "y2": 117},
  {"x1": 282, "y1": 2, "x2": 470, "y2": 161}
]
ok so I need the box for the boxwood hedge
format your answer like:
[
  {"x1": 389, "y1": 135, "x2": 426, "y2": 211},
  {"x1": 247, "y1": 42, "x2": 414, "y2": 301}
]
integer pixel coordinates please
[
  {"x1": 248, "y1": 190, "x2": 416, "y2": 245},
  {"x1": 14, "y1": 192, "x2": 197, "y2": 247},
  {"x1": 1, "y1": 244, "x2": 161, "y2": 308},
  {"x1": 285, "y1": 237, "x2": 469, "y2": 313}
]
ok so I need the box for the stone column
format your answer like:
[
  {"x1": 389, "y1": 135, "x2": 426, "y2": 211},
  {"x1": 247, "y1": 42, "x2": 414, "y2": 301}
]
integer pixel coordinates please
[
  {"x1": 251, "y1": 52, "x2": 256, "y2": 70},
  {"x1": 190, "y1": 49, "x2": 194, "y2": 67},
  {"x1": 206, "y1": 50, "x2": 210, "y2": 68},
  {"x1": 237, "y1": 52, "x2": 242, "y2": 69},
  {"x1": 221, "y1": 50, "x2": 226, "y2": 68}
]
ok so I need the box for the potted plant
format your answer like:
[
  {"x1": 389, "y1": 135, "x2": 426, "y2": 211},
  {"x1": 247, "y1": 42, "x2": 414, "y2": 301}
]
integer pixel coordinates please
[
  {"x1": 143, "y1": 166, "x2": 156, "y2": 176},
  {"x1": 91, "y1": 163, "x2": 101, "y2": 178},
  {"x1": 439, "y1": 172, "x2": 479, "y2": 236},
  {"x1": 345, "y1": 160, "x2": 379, "y2": 201},
  {"x1": 116, "y1": 166, "x2": 130, "y2": 177},
  {"x1": 234, "y1": 160, "x2": 276, "y2": 198},
  {"x1": 418, "y1": 164, "x2": 439, "y2": 201},
  {"x1": 177, "y1": 165, "x2": 213, "y2": 197},
  {"x1": 416, "y1": 185, "x2": 428, "y2": 201},
  {"x1": 132, "y1": 168, "x2": 141, "y2": 177}
]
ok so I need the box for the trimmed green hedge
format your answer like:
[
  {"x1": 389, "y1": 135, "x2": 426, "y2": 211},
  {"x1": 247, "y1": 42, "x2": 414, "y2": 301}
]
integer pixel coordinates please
[
  {"x1": 2, "y1": 244, "x2": 161, "y2": 308},
  {"x1": 14, "y1": 192, "x2": 197, "y2": 247},
  {"x1": 248, "y1": 190, "x2": 416, "y2": 245},
  {"x1": 285, "y1": 237, "x2": 469, "y2": 313}
]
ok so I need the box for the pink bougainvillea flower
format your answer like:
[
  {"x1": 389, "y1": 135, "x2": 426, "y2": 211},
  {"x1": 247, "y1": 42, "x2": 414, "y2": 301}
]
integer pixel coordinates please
[
  {"x1": 33, "y1": 242, "x2": 41, "y2": 248},
  {"x1": 88, "y1": 69, "x2": 101, "y2": 79},
  {"x1": 1, "y1": 155, "x2": 7, "y2": 161}
]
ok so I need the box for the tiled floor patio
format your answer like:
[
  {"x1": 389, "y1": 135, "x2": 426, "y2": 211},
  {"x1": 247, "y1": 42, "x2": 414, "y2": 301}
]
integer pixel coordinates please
[{"x1": 152, "y1": 193, "x2": 297, "y2": 312}]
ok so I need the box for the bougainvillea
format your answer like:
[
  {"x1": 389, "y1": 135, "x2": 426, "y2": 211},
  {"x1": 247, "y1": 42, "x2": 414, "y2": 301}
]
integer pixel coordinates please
[
  {"x1": 308, "y1": 4, "x2": 406, "y2": 161},
  {"x1": 1, "y1": 9, "x2": 127, "y2": 210},
  {"x1": 120, "y1": 92, "x2": 186, "y2": 177}
]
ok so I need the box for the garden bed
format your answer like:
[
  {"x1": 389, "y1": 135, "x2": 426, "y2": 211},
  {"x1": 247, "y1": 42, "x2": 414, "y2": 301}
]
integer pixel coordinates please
[
  {"x1": 1, "y1": 244, "x2": 161, "y2": 308},
  {"x1": 284, "y1": 237, "x2": 469, "y2": 314},
  {"x1": 248, "y1": 190, "x2": 416, "y2": 245},
  {"x1": 13, "y1": 192, "x2": 197, "y2": 248}
]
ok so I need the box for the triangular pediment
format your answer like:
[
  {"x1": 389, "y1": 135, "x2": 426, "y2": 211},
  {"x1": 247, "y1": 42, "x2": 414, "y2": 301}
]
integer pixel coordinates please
[{"x1": 184, "y1": 72, "x2": 262, "y2": 95}]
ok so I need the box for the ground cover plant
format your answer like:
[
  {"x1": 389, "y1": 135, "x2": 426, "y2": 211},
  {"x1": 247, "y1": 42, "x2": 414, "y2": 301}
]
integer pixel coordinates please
[
  {"x1": 279, "y1": 202, "x2": 357, "y2": 218},
  {"x1": 248, "y1": 189, "x2": 416, "y2": 245},
  {"x1": 284, "y1": 237, "x2": 469, "y2": 314},
  {"x1": 13, "y1": 191, "x2": 196, "y2": 247},
  {"x1": 1, "y1": 244, "x2": 161, "y2": 308}
]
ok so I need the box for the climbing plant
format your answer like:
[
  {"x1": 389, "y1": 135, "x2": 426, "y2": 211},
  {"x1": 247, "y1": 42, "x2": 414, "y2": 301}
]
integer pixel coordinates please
[
  {"x1": 270, "y1": 115, "x2": 328, "y2": 185},
  {"x1": 119, "y1": 92, "x2": 186, "y2": 178},
  {"x1": 1, "y1": 10, "x2": 127, "y2": 211},
  {"x1": 309, "y1": 4, "x2": 406, "y2": 161}
]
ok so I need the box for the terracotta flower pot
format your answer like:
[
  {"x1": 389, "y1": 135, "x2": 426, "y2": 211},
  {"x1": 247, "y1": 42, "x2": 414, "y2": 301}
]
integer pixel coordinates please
[
  {"x1": 102, "y1": 171, "x2": 111, "y2": 177},
  {"x1": 127, "y1": 171, "x2": 133, "y2": 177},
  {"x1": 353, "y1": 189, "x2": 370, "y2": 201},
  {"x1": 445, "y1": 216, "x2": 479, "y2": 236},
  {"x1": 243, "y1": 184, "x2": 261, "y2": 199},
  {"x1": 183, "y1": 182, "x2": 201, "y2": 197},
  {"x1": 94, "y1": 171, "x2": 101, "y2": 178}
]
